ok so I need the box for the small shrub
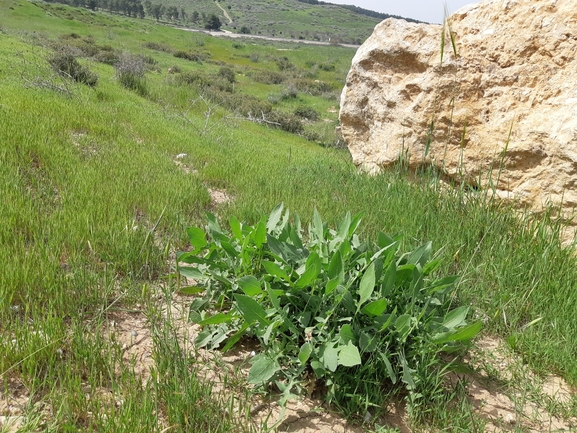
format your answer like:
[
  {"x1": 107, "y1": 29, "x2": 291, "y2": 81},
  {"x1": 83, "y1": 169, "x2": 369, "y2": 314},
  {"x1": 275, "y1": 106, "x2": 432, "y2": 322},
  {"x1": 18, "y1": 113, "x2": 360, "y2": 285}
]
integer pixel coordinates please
[
  {"x1": 48, "y1": 51, "x2": 98, "y2": 87},
  {"x1": 265, "y1": 110, "x2": 304, "y2": 134},
  {"x1": 141, "y1": 55, "x2": 157, "y2": 66},
  {"x1": 114, "y1": 52, "x2": 147, "y2": 96},
  {"x1": 142, "y1": 41, "x2": 173, "y2": 53},
  {"x1": 167, "y1": 65, "x2": 182, "y2": 74},
  {"x1": 267, "y1": 93, "x2": 282, "y2": 104},
  {"x1": 225, "y1": 94, "x2": 273, "y2": 118},
  {"x1": 177, "y1": 206, "x2": 481, "y2": 417},
  {"x1": 173, "y1": 50, "x2": 204, "y2": 62},
  {"x1": 248, "y1": 69, "x2": 283, "y2": 85},
  {"x1": 218, "y1": 66, "x2": 236, "y2": 84},
  {"x1": 176, "y1": 71, "x2": 209, "y2": 87},
  {"x1": 294, "y1": 78, "x2": 334, "y2": 96},
  {"x1": 94, "y1": 50, "x2": 118, "y2": 65},
  {"x1": 280, "y1": 83, "x2": 298, "y2": 100},
  {"x1": 275, "y1": 56, "x2": 294, "y2": 71},
  {"x1": 318, "y1": 62, "x2": 336, "y2": 72},
  {"x1": 293, "y1": 105, "x2": 320, "y2": 121},
  {"x1": 249, "y1": 52, "x2": 260, "y2": 63}
]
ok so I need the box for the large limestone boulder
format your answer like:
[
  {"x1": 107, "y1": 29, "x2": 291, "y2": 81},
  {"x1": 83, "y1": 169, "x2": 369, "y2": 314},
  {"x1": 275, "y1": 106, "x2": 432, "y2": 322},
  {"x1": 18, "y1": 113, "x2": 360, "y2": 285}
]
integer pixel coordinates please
[{"x1": 340, "y1": 0, "x2": 577, "y2": 219}]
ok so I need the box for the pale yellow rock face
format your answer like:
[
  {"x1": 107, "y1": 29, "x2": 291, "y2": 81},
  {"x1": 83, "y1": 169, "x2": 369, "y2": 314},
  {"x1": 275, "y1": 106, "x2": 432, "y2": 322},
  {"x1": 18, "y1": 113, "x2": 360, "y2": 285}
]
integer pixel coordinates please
[{"x1": 340, "y1": 0, "x2": 577, "y2": 220}]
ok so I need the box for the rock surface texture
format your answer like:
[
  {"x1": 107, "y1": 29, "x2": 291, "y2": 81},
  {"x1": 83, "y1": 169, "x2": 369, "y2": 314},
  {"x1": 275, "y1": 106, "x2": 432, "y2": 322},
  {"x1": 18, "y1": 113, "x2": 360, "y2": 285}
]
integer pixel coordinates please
[{"x1": 340, "y1": 0, "x2": 577, "y2": 221}]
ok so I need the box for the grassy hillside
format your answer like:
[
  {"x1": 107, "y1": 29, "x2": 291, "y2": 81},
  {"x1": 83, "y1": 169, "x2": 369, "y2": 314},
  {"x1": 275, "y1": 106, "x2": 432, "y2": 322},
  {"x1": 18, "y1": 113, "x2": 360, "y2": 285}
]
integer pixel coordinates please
[
  {"x1": 201, "y1": 0, "x2": 382, "y2": 44},
  {"x1": 1, "y1": 1, "x2": 576, "y2": 431}
]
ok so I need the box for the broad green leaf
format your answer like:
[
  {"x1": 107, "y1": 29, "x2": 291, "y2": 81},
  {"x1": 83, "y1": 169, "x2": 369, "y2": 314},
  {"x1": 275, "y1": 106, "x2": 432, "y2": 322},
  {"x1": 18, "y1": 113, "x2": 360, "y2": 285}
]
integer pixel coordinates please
[
  {"x1": 381, "y1": 261, "x2": 396, "y2": 296},
  {"x1": 254, "y1": 219, "x2": 267, "y2": 247},
  {"x1": 348, "y1": 213, "x2": 363, "y2": 237},
  {"x1": 222, "y1": 322, "x2": 250, "y2": 352},
  {"x1": 298, "y1": 342, "x2": 313, "y2": 365},
  {"x1": 338, "y1": 238, "x2": 351, "y2": 260},
  {"x1": 229, "y1": 216, "x2": 243, "y2": 241},
  {"x1": 407, "y1": 241, "x2": 432, "y2": 267},
  {"x1": 178, "y1": 286, "x2": 205, "y2": 295},
  {"x1": 426, "y1": 275, "x2": 459, "y2": 295},
  {"x1": 306, "y1": 251, "x2": 321, "y2": 271},
  {"x1": 186, "y1": 227, "x2": 207, "y2": 250},
  {"x1": 266, "y1": 235, "x2": 288, "y2": 262},
  {"x1": 327, "y1": 250, "x2": 343, "y2": 280},
  {"x1": 265, "y1": 282, "x2": 281, "y2": 310},
  {"x1": 410, "y1": 273, "x2": 424, "y2": 303},
  {"x1": 400, "y1": 354, "x2": 416, "y2": 390},
  {"x1": 377, "y1": 232, "x2": 395, "y2": 249},
  {"x1": 266, "y1": 203, "x2": 284, "y2": 233},
  {"x1": 262, "y1": 261, "x2": 290, "y2": 282},
  {"x1": 189, "y1": 298, "x2": 208, "y2": 313},
  {"x1": 206, "y1": 212, "x2": 223, "y2": 235},
  {"x1": 337, "y1": 211, "x2": 351, "y2": 240},
  {"x1": 395, "y1": 314, "x2": 412, "y2": 340},
  {"x1": 422, "y1": 258, "x2": 442, "y2": 275},
  {"x1": 295, "y1": 252, "x2": 321, "y2": 288},
  {"x1": 380, "y1": 353, "x2": 397, "y2": 384},
  {"x1": 234, "y1": 294, "x2": 270, "y2": 326},
  {"x1": 395, "y1": 264, "x2": 416, "y2": 285},
  {"x1": 296, "y1": 311, "x2": 312, "y2": 327},
  {"x1": 262, "y1": 322, "x2": 276, "y2": 345},
  {"x1": 433, "y1": 321, "x2": 482, "y2": 345},
  {"x1": 442, "y1": 306, "x2": 469, "y2": 331},
  {"x1": 289, "y1": 219, "x2": 304, "y2": 249},
  {"x1": 322, "y1": 344, "x2": 339, "y2": 372},
  {"x1": 373, "y1": 257, "x2": 384, "y2": 283},
  {"x1": 221, "y1": 240, "x2": 239, "y2": 258},
  {"x1": 310, "y1": 361, "x2": 325, "y2": 378},
  {"x1": 248, "y1": 355, "x2": 279, "y2": 384},
  {"x1": 199, "y1": 313, "x2": 234, "y2": 325},
  {"x1": 195, "y1": 329, "x2": 213, "y2": 348},
  {"x1": 338, "y1": 341, "x2": 362, "y2": 367},
  {"x1": 357, "y1": 262, "x2": 376, "y2": 311},
  {"x1": 238, "y1": 275, "x2": 262, "y2": 296},
  {"x1": 177, "y1": 266, "x2": 205, "y2": 280},
  {"x1": 339, "y1": 324, "x2": 354, "y2": 344},
  {"x1": 325, "y1": 278, "x2": 340, "y2": 296},
  {"x1": 361, "y1": 298, "x2": 388, "y2": 317},
  {"x1": 375, "y1": 310, "x2": 396, "y2": 331},
  {"x1": 312, "y1": 208, "x2": 324, "y2": 243},
  {"x1": 359, "y1": 330, "x2": 377, "y2": 352}
]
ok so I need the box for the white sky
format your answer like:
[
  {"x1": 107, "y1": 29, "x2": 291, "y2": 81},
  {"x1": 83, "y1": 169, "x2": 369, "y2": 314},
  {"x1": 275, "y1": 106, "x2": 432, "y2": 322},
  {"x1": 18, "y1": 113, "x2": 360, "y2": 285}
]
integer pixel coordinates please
[{"x1": 327, "y1": 0, "x2": 480, "y2": 24}]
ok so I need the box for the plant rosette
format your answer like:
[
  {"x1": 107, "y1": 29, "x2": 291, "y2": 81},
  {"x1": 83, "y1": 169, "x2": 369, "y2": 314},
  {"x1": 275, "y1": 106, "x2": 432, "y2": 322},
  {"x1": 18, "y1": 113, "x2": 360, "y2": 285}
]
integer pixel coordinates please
[{"x1": 176, "y1": 204, "x2": 481, "y2": 414}]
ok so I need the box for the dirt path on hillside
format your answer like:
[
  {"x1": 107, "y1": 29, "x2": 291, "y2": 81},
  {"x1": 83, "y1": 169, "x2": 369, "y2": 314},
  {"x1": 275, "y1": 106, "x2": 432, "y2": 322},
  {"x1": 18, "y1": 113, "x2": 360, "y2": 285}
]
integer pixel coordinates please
[
  {"x1": 215, "y1": 1, "x2": 233, "y2": 24},
  {"x1": 177, "y1": 26, "x2": 361, "y2": 48}
]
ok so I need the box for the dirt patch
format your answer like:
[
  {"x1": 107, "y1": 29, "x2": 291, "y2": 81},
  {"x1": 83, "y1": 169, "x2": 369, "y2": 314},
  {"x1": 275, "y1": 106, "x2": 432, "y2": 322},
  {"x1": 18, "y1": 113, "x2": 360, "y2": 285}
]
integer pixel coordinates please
[
  {"x1": 173, "y1": 152, "x2": 198, "y2": 175},
  {"x1": 463, "y1": 336, "x2": 577, "y2": 432},
  {"x1": 208, "y1": 188, "x2": 232, "y2": 205},
  {"x1": 103, "y1": 308, "x2": 154, "y2": 380},
  {"x1": 0, "y1": 378, "x2": 29, "y2": 433}
]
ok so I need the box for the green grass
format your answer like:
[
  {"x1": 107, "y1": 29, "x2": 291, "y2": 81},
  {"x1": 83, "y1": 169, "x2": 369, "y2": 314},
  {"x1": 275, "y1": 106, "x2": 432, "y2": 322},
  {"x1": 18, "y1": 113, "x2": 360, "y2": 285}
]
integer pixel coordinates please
[{"x1": 1, "y1": 1, "x2": 577, "y2": 431}]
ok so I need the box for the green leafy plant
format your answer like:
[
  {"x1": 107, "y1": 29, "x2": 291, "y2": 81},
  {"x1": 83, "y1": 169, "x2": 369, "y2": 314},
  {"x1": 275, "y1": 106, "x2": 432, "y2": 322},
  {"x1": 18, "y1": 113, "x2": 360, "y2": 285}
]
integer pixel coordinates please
[{"x1": 177, "y1": 205, "x2": 481, "y2": 417}]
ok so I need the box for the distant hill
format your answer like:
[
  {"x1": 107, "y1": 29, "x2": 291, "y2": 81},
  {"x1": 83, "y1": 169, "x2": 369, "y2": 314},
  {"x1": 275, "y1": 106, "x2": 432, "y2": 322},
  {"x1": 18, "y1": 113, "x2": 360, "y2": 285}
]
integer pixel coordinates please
[
  {"x1": 294, "y1": 0, "x2": 423, "y2": 23},
  {"x1": 38, "y1": 0, "x2": 422, "y2": 45}
]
